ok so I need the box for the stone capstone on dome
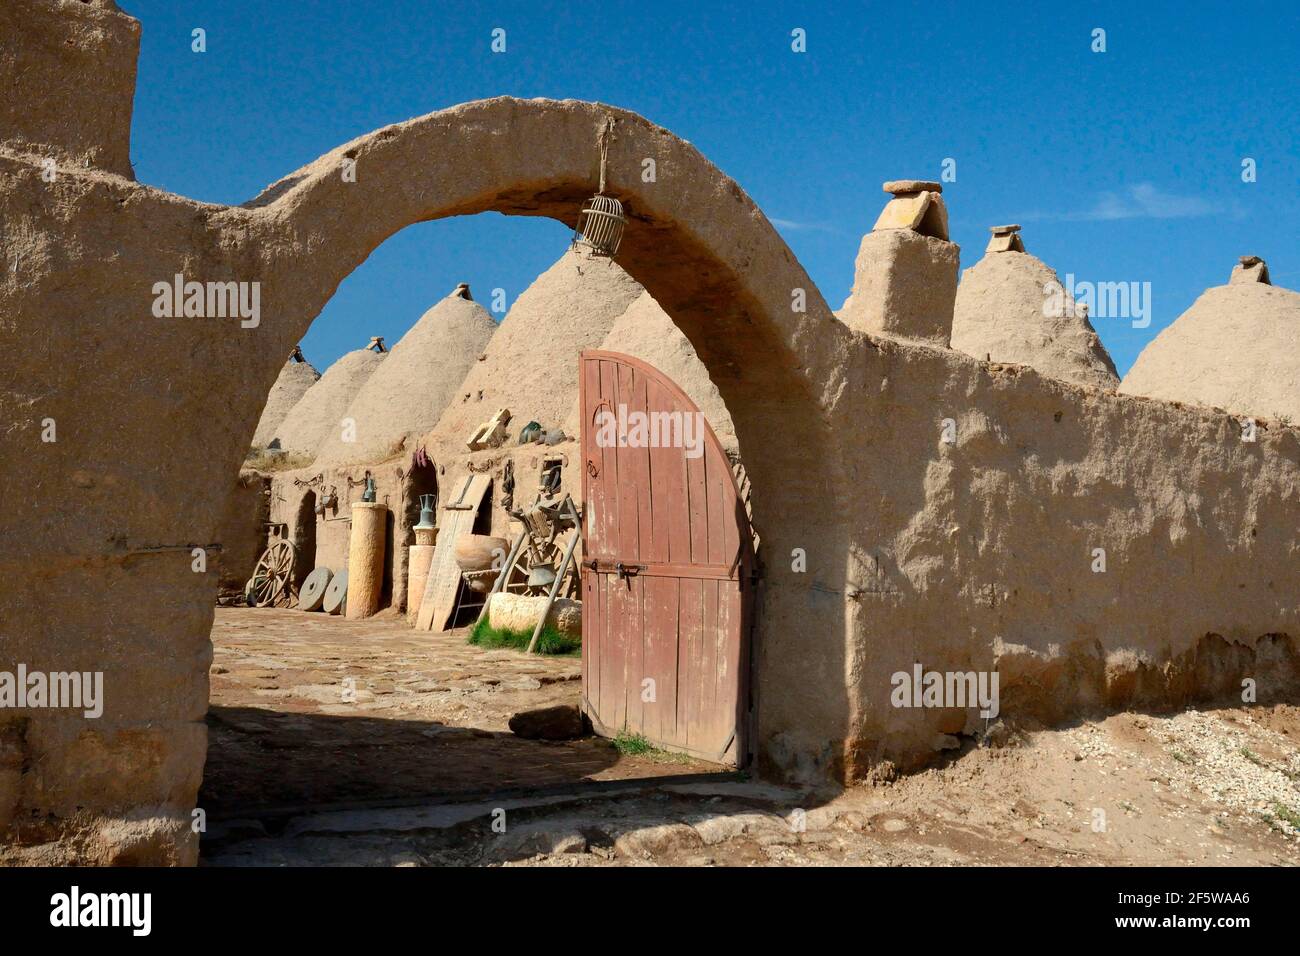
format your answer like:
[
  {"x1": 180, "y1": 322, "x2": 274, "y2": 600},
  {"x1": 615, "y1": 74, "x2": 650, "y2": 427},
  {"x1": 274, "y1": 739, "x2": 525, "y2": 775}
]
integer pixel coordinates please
[
  {"x1": 985, "y1": 224, "x2": 1025, "y2": 254},
  {"x1": 1230, "y1": 255, "x2": 1270, "y2": 285}
]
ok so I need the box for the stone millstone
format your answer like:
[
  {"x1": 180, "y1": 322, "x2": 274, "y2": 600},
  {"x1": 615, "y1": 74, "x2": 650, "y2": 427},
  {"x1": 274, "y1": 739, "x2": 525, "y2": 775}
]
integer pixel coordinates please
[
  {"x1": 298, "y1": 566, "x2": 333, "y2": 612},
  {"x1": 323, "y1": 569, "x2": 348, "y2": 615},
  {"x1": 883, "y1": 179, "x2": 942, "y2": 195}
]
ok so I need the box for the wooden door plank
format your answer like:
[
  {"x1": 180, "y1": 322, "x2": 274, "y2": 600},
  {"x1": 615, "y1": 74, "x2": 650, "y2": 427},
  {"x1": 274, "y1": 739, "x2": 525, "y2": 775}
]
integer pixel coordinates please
[
  {"x1": 647, "y1": 378, "x2": 690, "y2": 566},
  {"x1": 677, "y1": 576, "x2": 704, "y2": 752},
  {"x1": 699, "y1": 577, "x2": 721, "y2": 749},
  {"x1": 640, "y1": 574, "x2": 678, "y2": 746},
  {"x1": 685, "y1": 431, "x2": 709, "y2": 566},
  {"x1": 705, "y1": 444, "x2": 729, "y2": 568}
]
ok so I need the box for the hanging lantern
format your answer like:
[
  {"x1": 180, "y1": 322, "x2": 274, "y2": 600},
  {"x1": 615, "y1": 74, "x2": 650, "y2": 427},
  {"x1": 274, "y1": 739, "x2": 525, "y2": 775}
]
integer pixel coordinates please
[{"x1": 572, "y1": 117, "x2": 626, "y2": 259}]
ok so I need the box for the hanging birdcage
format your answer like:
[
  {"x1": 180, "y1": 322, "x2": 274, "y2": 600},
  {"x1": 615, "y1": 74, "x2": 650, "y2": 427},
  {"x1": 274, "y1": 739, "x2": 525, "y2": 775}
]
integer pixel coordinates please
[
  {"x1": 571, "y1": 117, "x2": 626, "y2": 259},
  {"x1": 572, "y1": 195, "x2": 626, "y2": 258}
]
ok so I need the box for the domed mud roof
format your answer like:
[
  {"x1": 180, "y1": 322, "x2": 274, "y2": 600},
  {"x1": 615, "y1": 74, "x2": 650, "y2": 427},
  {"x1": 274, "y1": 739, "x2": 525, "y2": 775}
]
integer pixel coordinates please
[
  {"x1": 315, "y1": 286, "x2": 497, "y2": 466},
  {"x1": 425, "y1": 249, "x2": 642, "y2": 451},
  {"x1": 1120, "y1": 263, "x2": 1300, "y2": 421},
  {"x1": 251, "y1": 349, "x2": 319, "y2": 447},
  {"x1": 952, "y1": 235, "x2": 1119, "y2": 390},
  {"x1": 270, "y1": 342, "x2": 387, "y2": 460}
]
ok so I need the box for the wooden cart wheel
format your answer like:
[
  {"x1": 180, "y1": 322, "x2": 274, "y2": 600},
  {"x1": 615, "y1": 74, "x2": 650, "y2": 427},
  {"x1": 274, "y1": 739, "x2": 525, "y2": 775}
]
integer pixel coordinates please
[
  {"x1": 500, "y1": 531, "x2": 580, "y2": 598},
  {"x1": 250, "y1": 539, "x2": 298, "y2": 608}
]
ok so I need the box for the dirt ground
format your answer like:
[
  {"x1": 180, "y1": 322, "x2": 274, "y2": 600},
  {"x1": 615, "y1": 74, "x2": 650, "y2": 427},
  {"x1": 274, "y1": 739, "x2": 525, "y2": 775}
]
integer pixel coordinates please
[{"x1": 203, "y1": 608, "x2": 1300, "y2": 866}]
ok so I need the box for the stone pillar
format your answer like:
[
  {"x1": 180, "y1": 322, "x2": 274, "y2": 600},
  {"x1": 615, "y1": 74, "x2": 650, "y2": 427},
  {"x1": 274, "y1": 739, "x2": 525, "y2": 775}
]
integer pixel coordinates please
[
  {"x1": 405, "y1": 543, "x2": 436, "y2": 623},
  {"x1": 838, "y1": 180, "x2": 959, "y2": 348},
  {"x1": 345, "y1": 502, "x2": 387, "y2": 618}
]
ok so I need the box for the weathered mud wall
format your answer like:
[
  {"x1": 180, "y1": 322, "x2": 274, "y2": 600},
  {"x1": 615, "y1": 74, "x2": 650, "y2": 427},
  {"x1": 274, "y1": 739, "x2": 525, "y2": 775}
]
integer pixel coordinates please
[
  {"x1": 0, "y1": 2, "x2": 1296, "y2": 864},
  {"x1": 0, "y1": 0, "x2": 139, "y2": 179},
  {"x1": 819, "y1": 341, "x2": 1300, "y2": 780}
]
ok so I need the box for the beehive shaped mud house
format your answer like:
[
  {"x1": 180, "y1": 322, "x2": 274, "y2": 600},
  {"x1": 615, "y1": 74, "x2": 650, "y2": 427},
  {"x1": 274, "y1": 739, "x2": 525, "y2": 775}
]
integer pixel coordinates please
[
  {"x1": 1120, "y1": 257, "x2": 1300, "y2": 422},
  {"x1": 270, "y1": 339, "x2": 388, "y2": 460},
  {"x1": 314, "y1": 286, "x2": 497, "y2": 468},
  {"x1": 952, "y1": 227, "x2": 1121, "y2": 390},
  {"x1": 250, "y1": 350, "x2": 319, "y2": 448},
  {"x1": 2, "y1": 0, "x2": 1300, "y2": 864},
  {"x1": 259, "y1": 286, "x2": 497, "y2": 615}
]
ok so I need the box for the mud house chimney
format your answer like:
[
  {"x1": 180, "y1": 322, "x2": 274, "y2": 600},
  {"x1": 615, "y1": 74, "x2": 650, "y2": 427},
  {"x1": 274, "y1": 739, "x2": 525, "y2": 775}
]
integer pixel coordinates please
[
  {"x1": 1230, "y1": 255, "x2": 1271, "y2": 285},
  {"x1": 985, "y1": 223, "x2": 1025, "y2": 254},
  {"x1": 838, "y1": 180, "x2": 959, "y2": 347}
]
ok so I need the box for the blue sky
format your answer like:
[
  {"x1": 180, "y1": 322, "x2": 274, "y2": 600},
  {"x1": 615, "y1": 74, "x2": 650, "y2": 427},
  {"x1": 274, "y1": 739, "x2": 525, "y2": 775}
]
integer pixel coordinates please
[{"x1": 122, "y1": 0, "x2": 1299, "y2": 375}]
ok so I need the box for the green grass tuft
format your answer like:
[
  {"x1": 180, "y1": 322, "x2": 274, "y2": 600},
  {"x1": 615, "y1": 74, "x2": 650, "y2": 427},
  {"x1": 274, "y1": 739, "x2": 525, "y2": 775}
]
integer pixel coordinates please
[
  {"x1": 612, "y1": 730, "x2": 654, "y2": 756},
  {"x1": 611, "y1": 730, "x2": 693, "y2": 763},
  {"x1": 468, "y1": 615, "x2": 580, "y2": 656}
]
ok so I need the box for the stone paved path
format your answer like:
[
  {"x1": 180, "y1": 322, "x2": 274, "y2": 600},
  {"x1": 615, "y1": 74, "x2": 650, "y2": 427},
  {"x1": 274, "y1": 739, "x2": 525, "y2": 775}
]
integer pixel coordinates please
[{"x1": 202, "y1": 607, "x2": 713, "y2": 821}]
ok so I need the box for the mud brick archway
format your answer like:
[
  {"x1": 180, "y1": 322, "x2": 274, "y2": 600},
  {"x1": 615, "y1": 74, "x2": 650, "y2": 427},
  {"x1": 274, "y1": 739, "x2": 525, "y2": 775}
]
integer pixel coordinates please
[{"x1": 0, "y1": 96, "x2": 857, "y2": 863}]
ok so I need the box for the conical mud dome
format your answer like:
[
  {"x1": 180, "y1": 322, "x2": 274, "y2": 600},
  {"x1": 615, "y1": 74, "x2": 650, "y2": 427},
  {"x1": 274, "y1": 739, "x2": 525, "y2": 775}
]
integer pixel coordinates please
[
  {"x1": 271, "y1": 343, "x2": 387, "y2": 459},
  {"x1": 591, "y1": 291, "x2": 738, "y2": 454},
  {"x1": 252, "y1": 350, "x2": 319, "y2": 447},
  {"x1": 1120, "y1": 261, "x2": 1300, "y2": 421},
  {"x1": 315, "y1": 286, "x2": 496, "y2": 466},
  {"x1": 952, "y1": 235, "x2": 1119, "y2": 390},
  {"x1": 425, "y1": 250, "x2": 642, "y2": 450}
]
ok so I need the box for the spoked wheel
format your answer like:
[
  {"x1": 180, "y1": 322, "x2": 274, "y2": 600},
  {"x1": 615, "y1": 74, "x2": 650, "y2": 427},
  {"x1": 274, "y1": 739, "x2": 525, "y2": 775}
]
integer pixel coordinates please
[
  {"x1": 249, "y1": 539, "x2": 298, "y2": 607},
  {"x1": 500, "y1": 531, "x2": 581, "y2": 598}
]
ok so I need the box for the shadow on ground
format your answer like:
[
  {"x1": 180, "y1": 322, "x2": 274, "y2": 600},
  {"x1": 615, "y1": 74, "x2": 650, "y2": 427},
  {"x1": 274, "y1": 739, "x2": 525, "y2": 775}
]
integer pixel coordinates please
[{"x1": 200, "y1": 704, "x2": 714, "y2": 819}]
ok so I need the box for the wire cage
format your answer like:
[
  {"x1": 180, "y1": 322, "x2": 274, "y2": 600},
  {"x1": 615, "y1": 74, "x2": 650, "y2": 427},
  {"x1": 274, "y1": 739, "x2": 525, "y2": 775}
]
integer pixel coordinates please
[{"x1": 572, "y1": 194, "x2": 627, "y2": 259}]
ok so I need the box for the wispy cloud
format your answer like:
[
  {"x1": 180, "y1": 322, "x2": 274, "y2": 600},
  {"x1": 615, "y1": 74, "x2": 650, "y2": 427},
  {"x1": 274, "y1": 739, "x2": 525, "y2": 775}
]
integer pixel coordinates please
[
  {"x1": 1016, "y1": 183, "x2": 1220, "y2": 223},
  {"x1": 769, "y1": 217, "x2": 840, "y2": 234}
]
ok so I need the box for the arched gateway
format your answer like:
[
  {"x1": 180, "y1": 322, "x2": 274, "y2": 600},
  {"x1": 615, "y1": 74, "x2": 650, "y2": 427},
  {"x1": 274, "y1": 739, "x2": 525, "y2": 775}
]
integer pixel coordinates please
[{"x1": 1, "y1": 85, "x2": 855, "y2": 864}]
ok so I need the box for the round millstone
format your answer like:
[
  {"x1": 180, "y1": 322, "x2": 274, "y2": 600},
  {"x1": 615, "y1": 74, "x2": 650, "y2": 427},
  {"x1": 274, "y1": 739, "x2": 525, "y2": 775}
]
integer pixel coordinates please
[
  {"x1": 323, "y1": 569, "x2": 349, "y2": 615},
  {"x1": 299, "y1": 566, "x2": 333, "y2": 612},
  {"x1": 882, "y1": 179, "x2": 943, "y2": 195}
]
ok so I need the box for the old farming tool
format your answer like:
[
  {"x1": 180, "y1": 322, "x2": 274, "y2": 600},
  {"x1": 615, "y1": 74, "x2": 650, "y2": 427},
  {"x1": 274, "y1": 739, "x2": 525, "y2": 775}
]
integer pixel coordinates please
[{"x1": 247, "y1": 538, "x2": 298, "y2": 608}]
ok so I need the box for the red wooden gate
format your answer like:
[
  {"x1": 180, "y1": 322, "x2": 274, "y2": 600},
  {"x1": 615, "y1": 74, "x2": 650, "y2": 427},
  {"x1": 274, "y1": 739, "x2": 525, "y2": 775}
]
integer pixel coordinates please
[{"x1": 580, "y1": 350, "x2": 754, "y2": 766}]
